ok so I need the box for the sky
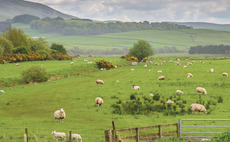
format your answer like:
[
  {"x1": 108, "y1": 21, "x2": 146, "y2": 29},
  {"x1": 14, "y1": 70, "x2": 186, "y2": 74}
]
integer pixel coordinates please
[{"x1": 25, "y1": 0, "x2": 230, "y2": 24}]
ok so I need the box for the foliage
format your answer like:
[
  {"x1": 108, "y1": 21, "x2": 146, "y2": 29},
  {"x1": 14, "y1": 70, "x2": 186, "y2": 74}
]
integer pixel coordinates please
[
  {"x1": 30, "y1": 38, "x2": 50, "y2": 52},
  {"x1": 0, "y1": 36, "x2": 14, "y2": 53},
  {"x1": 128, "y1": 40, "x2": 154, "y2": 61},
  {"x1": 12, "y1": 14, "x2": 40, "y2": 24},
  {"x1": 211, "y1": 132, "x2": 230, "y2": 142},
  {"x1": 142, "y1": 57, "x2": 148, "y2": 62},
  {"x1": 96, "y1": 59, "x2": 115, "y2": 69},
  {"x1": 50, "y1": 43, "x2": 67, "y2": 54},
  {"x1": 50, "y1": 53, "x2": 72, "y2": 60},
  {"x1": 189, "y1": 44, "x2": 230, "y2": 54},
  {"x1": 21, "y1": 66, "x2": 48, "y2": 83},
  {"x1": 13, "y1": 46, "x2": 29, "y2": 54},
  {"x1": 36, "y1": 50, "x2": 49, "y2": 59},
  {"x1": 2, "y1": 27, "x2": 30, "y2": 48}
]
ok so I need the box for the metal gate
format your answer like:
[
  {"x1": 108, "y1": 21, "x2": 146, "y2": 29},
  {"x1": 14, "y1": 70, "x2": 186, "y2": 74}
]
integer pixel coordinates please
[{"x1": 179, "y1": 119, "x2": 230, "y2": 139}]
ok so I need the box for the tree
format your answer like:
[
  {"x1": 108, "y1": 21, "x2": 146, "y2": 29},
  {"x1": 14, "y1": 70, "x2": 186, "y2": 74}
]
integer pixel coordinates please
[
  {"x1": 50, "y1": 43, "x2": 67, "y2": 54},
  {"x1": 128, "y1": 40, "x2": 154, "y2": 61},
  {"x1": 0, "y1": 36, "x2": 14, "y2": 53}
]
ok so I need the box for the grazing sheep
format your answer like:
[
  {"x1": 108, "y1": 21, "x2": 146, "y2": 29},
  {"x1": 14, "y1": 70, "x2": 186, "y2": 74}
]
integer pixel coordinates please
[
  {"x1": 190, "y1": 104, "x2": 207, "y2": 114},
  {"x1": 163, "y1": 60, "x2": 166, "y2": 63},
  {"x1": 149, "y1": 61, "x2": 152, "y2": 64},
  {"x1": 0, "y1": 90, "x2": 5, "y2": 93},
  {"x1": 158, "y1": 70, "x2": 162, "y2": 73},
  {"x1": 183, "y1": 65, "x2": 187, "y2": 69},
  {"x1": 88, "y1": 62, "x2": 92, "y2": 64},
  {"x1": 192, "y1": 61, "x2": 195, "y2": 63},
  {"x1": 155, "y1": 63, "x2": 159, "y2": 65},
  {"x1": 131, "y1": 85, "x2": 140, "y2": 90},
  {"x1": 100, "y1": 68, "x2": 104, "y2": 71},
  {"x1": 114, "y1": 65, "x2": 117, "y2": 68},
  {"x1": 158, "y1": 76, "x2": 165, "y2": 80},
  {"x1": 196, "y1": 87, "x2": 207, "y2": 95},
  {"x1": 175, "y1": 62, "x2": 180, "y2": 65},
  {"x1": 149, "y1": 94, "x2": 154, "y2": 96},
  {"x1": 210, "y1": 68, "x2": 214, "y2": 73},
  {"x1": 95, "y1": 97, "x2": 103, "y2": 106},
  {"x1": 187, "y1": 73, "x2": 193, "y2": 78},
  {"x1": 177, "y1": 59, "x2": 180, "y2": 61},
  {"x1": 69, "y1": 133, "x2": 82, "y2": 142},
  {"x1": 131, "y1": 68, "x2": 134, "y2": 71},
  {"x1": 144, "y1": 64, "x2": 147, "y2": 67},
  {"x1": 222, "y1": 72, "x2": 228, "y2": 77},
  {"x1": 200, "y1": 60, "x2": 204, "y2": 63},
  {"x1": 166, "y1": 100, "x2": 174, "y2": 104},
  {"x1": 70, "y1": 62, "x2": 74, "y2": 65},
  {"x1": 176, "y1": 90, "x2": 184, "y2": 94},
  {"x1": 54, "y1": 108, "x2": 66, "y2": 123},
  {"x1": 51, "y1": 130, "x2": 66, "y2": 140},
  {"x1": 96, "y1": 79, "x2": 104, "y2": 84},
  {"x1": 169, "y1": 60, "x2": 173, "y2": 63},
  {"x1": 188, "y1": 62, "x2": 192, "y2": 65},
  {"x1": 84, "y1": 59, "x2": 88, "y2": 62},
  {"x1": 16, "y1": 63, "x2": 19, "y2": 66}
]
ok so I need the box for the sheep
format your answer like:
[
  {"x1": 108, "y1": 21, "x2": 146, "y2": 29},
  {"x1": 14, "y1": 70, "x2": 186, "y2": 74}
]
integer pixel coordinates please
[
  {"x1": 0, "y1": 90, "x2": 5, "y2": 93},
  {"x1": 131, "y1": 85, "x2": 140, "y2": 90},
  {"x1": 166, "y1": 100, "x2": 174, "y2": 104},
  {"x1": 188, "y1": 62, "x2": 192, "y2": 65},
  {"x1": 70, "y1": 62, "x2": 74, "y2": 65},
  {"x1": 155, "y1": 63, "x2": 159, "y2": 65},
  {"x1": 16, "y1": 63, "x2": 19, "y2": 66},
  {"x1": 158, "y1": 70, "x2": 162, "y2": 73},
  {"x1": 200, "y1": 60, "x2": 204, "y2": 63},
  {"x1": 114, "y1": 65, "x2": 117, "y2": 68},
  {"x1": 88, "y1": 62, "x2": 92, "y2": 64},
  {"x1": 175, "y1": 62, "x2": 180, "y2": 65},
  {"x1": 131, "y1": 68, "x2": 134, "y2": 71},
  {"x1": 51, "y1": 130, "x2": 66, "y2": 140},
  {"x1": 149, "y1": 61, "x2": 152, "y2": 64},
  {"x1": 144, "y1": 64, "x2": 147, "y2": 67},
  {"x1": 84, "y1": 59, "x2": 88, "y2": 62},
  {"x1": 190, "y1": 104, "x2": 207, "y2": 114},
  {"x1": 192, "y1": 61, "x2": 195, "y2": 63},
  {"x1": 54, "y1": 108, "x2": 66, "y2": 123},
  {"x1": 95, "y1": 97, "x2": 103, "y2": 106},
  {"x1": 187, "y1": 73, "x2": 193, "y2": 78},
  {"x1": 210, "y1": 68, "x2": 214, "y2": 73},
  {"x1": 222, "y1": 72, "x2": 228, "y2": 77},
  {"x1": 149, "y1": 94, "x2": 154, "y2": 96},
  {"x1": 183, "y1": 65, "x2": 187, "y2": 69},
  {"x1": 176, "y1": 90, "x2": 184, "y2": 94},
  {"x1": 196, "y1": 87, "x2": 207, "y2": 95},
  {"x1": 158, "y1": 76, "x2": 165, "y2": 80},
  {"x1": 69, "y1": 133, "x2": 82, "y2": 142},
  {"x1": 96, "y1": 79, "x2": 104, "y2": 84}
]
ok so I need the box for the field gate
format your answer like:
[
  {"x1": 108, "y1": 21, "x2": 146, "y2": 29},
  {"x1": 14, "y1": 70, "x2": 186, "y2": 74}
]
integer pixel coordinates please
[{"x1": 179, "y1": 119, "x2": 230, "y2": 139}]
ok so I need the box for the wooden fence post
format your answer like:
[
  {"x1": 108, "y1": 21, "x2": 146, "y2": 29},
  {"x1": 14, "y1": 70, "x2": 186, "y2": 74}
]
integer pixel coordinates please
[
  {"x1": 176, "y1": 123, "x2": 179, "y2": 138},
  {"x1": 105, "y1": 130, "x2": 112, "y2": 142},
  {"x1": 158, "y1": 125, "x2": 162, "y2": 139},
  {"x1": 69, "y1": 131, "x2": 72, "y2": 142},
  {"x1": 112, "y1": 121, "x2": 116, "y2": 142},
  {"x1": 25, "y1": 128, "x2": 28, "y2": 142},
  {"x1": 136, "y1": 128, "x2": 139, "y2": 142}
]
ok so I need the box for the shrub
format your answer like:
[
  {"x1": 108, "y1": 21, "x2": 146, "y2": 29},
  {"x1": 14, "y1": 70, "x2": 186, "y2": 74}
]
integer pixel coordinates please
[
  {"x1": 96, "y1": 59, "x2": 115, "y2": 69},
  {"x1": 142, "y1": 57, "x2": 148, "y2": 62},
  {"x1": 50, "y1": 43, "x2": 67, "y2": 54},
  {"x1": 21, "y1": 66, "x2": 48, "y2": 83},
  {"x1": 127, "y1": 56, "x2": 139, "y2": 62},
  {"x1": 13, "y1": 46, "x2": 29, "y2": 54}
]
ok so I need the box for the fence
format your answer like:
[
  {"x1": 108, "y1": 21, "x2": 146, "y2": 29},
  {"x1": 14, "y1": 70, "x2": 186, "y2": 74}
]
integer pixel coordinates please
[
  {"x1": 105, "y1": 121, "x2": 179, "y2": 142},
  {"x1": 179, "y1": 119, "x2": 230, "y2": 139}
]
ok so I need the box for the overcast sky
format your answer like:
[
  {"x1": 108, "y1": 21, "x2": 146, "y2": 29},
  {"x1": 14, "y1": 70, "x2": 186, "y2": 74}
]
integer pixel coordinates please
[{"x1": 26, "y1": 0, "x2": 230, "y2": 24}]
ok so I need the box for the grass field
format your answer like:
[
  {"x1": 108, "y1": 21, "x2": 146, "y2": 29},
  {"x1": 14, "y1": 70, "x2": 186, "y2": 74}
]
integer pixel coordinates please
[
  {"x1": 12, "y1": 24, "x2": 230, "y2": 51},
  {"x1": 0, "y1": 56, "x2": 230, "y2": 141}
]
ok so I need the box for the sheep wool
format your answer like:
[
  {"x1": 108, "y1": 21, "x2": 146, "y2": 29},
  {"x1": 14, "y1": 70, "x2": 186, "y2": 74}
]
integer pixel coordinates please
[
  {"x1": 96, "y1": 79, "x2": 104, "y2": 84},
  {"x1": 69, "y1": 134, "x2": 82, "y2": 142},
  {"x1": 51, "y1": 130, "x2": 66, "y2": 140},
  {"x1": 187, "y1": 73, "x2": 193, "y2": 78},
  {"x1": 95, "y1": 97, "x2": 103, "y2": 106},
  {"x1": 176, "y1": 90, "x2": 184, "y2": 94},
  {"x1": 222, "y1": 72, "x2": 228, "y2": 77},
  {"x1": 190, "y1": 104, "x2": 207, "y2": 114},
  {"x1": 196, "y1": 87, "x2": 207, "y2": 95},
  {"x1": 0, "y1": 90, "x2": 5, "y2": 93},
  {"x1": 131, "y1": 85, "x2": 140, "y2": 90},
  {"x1": 54, "y1": 108, "x2": 66, "y2": 123},
  {"x1": 158, "y1": 76, "x2": 165, "y2": 80}
]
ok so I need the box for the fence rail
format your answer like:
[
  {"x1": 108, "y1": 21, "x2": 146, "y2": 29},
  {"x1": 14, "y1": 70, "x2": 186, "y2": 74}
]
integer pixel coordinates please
[{"x1": 105, "y1": 121, "x2": 179, "y2": 142}]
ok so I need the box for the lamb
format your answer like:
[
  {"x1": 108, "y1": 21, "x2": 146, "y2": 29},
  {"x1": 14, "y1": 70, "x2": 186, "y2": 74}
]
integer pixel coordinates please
[
  {"x1": 166, "y1": 100, "x2": 174, "y2": 104},
  {"x1": 131, "y1": 68, "x2": 134, "y2": 71},
  {"x1": 144, "y1": 64, "x2": 147, "y2": 67},
  {"x1": 190, "y1": 104, "x2": 207, "y2": 114},
  {"x1": 187, "y1": 73, "x2": 193, "y2": 78},
  {"x1": 0, "y1": 90, "x2": 5, "y2": 93},
  {"x1": 16, "y1": 63, "x2": 19, "y2": 66},
  {"x1": 54, "y1": 108, "x2": 66, "y2": 123},
  {"x1": 210, "y1": 68, "x2": 214, "y2": 73},
  {"x1": 96, "y1": 79, "x2": 104, "y2": 84},
  {"x1": 158, "y1": 70, "x2": 162, "y2": 73},
  {"x1": 222, "y1": 72, "x2": 228, "y2": 77},
  {"x1": 131, "y1": 85, "x2": 140, "y2": 90},
  {"x1": 51, "y1": 130, "x2": 66, "y2": 140},
  {"x1": 69, "y1": 133, "x2": 82, "y2": 142},
  {"x1": 70, "y1": 62, "x2": 74, "y2": 65},
  {"x1": 158, "y1": 76, "x2": 165, "y2": 80},
  {"x1": 95, "y1": 97, "x2": 103, "y2": 106},
  {"x1": 176, "y1": 90, "x2": 184, "y2": 94},
  {"x1": 196, "y1": 87, "x2": 207, "y2": 95}
]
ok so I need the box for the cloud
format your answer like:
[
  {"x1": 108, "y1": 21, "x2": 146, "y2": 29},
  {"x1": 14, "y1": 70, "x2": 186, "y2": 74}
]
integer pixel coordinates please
[{"x1": 26, "y1": 0, "x2": 230, "y2": 24}]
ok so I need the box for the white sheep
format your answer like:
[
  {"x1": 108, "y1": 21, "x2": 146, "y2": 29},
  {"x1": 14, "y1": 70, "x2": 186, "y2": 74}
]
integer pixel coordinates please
[
  {"x1": 70, "y1": 62, "x2": 74, "y2": 65},
  {"x1": 69, "y1": 133, "x2": 82, "y2": 142},
  {"x1": 175, "y1": 62, "x2": 180, "y2": 65},
  {"x1": 183, "y1": 65, "x2": 187, "y2": 69},
  {"x1": 16, "y1": 63, "x2": 19, "y2": 66},
  {"x1": 158, "y1": 76, "x2": 165, "y2": 80},
  {"x1": 192, "y1": 61, "x2": 195, "y2": 63},
  {"x1": 166, "y1": 100, "x2": 174, "y2": 104},
  {"x1": 149, "y1": 94, "x2": 154, "y2": 96},
  {"x1": 158, "y1": 70, "x2": 162, "y2": 73},
  {"x1": 114, "y1": 65, "x2": 117, "y2": 68},
  {"x1": 188, "y1": 62, "x2": 192, "y2": 65},
  {"x1": 96, "y1": 79, "x2": 104, "y2": 84},
  {"x1": 187, "y1": 73, "x2": 193, "y2": 78},
  {"x1": 200, "y1": 60, "x2": 204, "y2": 63},
  {"x1": 95, "y1": 97, "x2": 103, "y2": 106},
  {"x1": 144, "y1": 64, "x2": 147, "y2": 67},
  {"x1": 51, "y1": 130, "x2": 66, "y2": 140},
  {"x1": 210, "y1": 68, "x2": 214, "y2": 73},
  {"x1": 190, "y1": 104, "x2": 207, "y2": 114},
  {"x1": 131, "y1": 85, "x2": 140, "y2": 90},
  {"x1": 88, "y1": 62, "x2": 92, "y2": 64},
  {"x1": 84, "y1": 59, "x2": 88, "y2": 62},
  {"x1": 222, "y1": 72, "x2": 228, "y2": 77},
  {"x1": 155, "y1": 63, "x2": 159, "y2": 65},
  {"x1": 54, "y1": 108, "x2": 66, "y2": 123},
  {"x1": 131, "y1": 68, "x2": 135, "y2": 71},
  {"x1": 176, "y1": 90, "x2": 184, "y2": 94},
  {"x1": 0, "y1": 90, "x2": 5, "y2": 93},
  {"x1": 196, "y1": 87, "x2": 207, "y2": 95}
]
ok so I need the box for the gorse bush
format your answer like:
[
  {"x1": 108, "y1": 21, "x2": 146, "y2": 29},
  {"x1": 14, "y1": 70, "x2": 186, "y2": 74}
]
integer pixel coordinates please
[
  {"x1": 96, "y1": 59, "x2": 115, "y2": 69},
  {"x1": 21, "y1": 66, "x2": 48, "y2": 83}
]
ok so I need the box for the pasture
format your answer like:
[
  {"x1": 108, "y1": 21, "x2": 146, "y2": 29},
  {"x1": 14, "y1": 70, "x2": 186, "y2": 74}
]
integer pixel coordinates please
[{"x1": 0, "y1": 56, "x2": 230, "y2": 141}]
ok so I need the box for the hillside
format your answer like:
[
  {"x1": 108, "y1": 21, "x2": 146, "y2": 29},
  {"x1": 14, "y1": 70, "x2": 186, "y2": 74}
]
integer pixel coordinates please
[
  {"x1": 0, "y1": 0, "x2": 77, "y2": 21},
  {"x1": 171, "y1": 22, "x2": 230, "y2": 30}
]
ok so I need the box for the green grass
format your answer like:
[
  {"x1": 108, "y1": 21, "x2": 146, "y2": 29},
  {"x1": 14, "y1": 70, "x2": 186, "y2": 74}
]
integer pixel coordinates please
[
  {"x1": 12, "y1": 24, "x2": 230, "y2": 51},
  {"x1": 1, "y1": 57, "x2": 230, "y2": 141}
]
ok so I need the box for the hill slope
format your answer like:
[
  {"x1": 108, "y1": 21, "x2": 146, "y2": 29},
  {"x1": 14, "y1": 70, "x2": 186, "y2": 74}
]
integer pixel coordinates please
[
  {"x1": 172, "y1": 22, "x2": 230, "y2": 30},
  {"x1": 0, "y1": 0, "x2": 77, "y2": 21}
]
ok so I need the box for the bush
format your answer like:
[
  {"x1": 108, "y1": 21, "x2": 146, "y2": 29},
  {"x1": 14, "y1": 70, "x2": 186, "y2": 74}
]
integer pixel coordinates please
[
  {"x1": 50, "y1": 43, "x2": 67, "y2": 54},
  {"x1": 142, "y1": 57, "x2": 148, "y2": 62},
  {"x1": 21, "y1": 66, "x2": 48, "y2": 83},
  {"x1": 13, "y1": 46, "x2": 29, "y2": 54},
  {"x1": 96, "y1": 59, "x2": 115, "y2": 69}
]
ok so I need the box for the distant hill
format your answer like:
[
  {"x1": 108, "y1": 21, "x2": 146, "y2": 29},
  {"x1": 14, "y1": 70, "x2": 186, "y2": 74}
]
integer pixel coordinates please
[
  {"x1": 171, "y1": 22, "x2": 230, "y2": 30},
  {"x1": 0, "y1": 0, "x2": 77, "y2": 21}
]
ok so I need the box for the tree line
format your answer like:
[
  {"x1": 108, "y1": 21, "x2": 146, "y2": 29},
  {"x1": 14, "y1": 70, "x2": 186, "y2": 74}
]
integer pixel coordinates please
[{"x1": 189, "y1": 44, "x2": 230, "y2": 54}]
